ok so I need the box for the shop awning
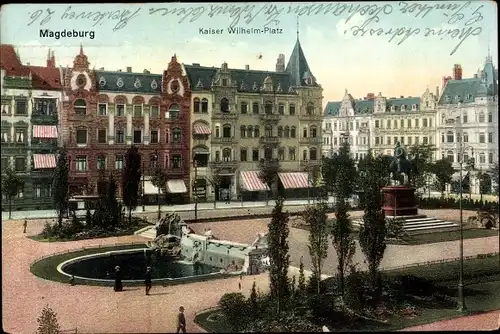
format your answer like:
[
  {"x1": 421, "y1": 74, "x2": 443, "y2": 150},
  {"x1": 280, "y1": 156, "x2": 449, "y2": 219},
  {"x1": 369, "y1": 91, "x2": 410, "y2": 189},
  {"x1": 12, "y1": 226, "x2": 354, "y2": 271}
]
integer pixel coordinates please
[
  {"x1": 278, "y1": 172, "x2": 311, "y2": 189},
  {"x1": 33, "y1": 125, "x2": 58, "y2": 138},
  {"x1": 33, "y1": 154, "x2": 56, "y2": 169},
  {"x1": 144, "y1": 180, "x2": 163, "y2": 195},
  {"x1": 240, "y1": 171, "x2": 270, "y2": 192},
  {"x1": 193, "y1": 124, "x2": 211, "y2": 135},
  {"x1": 167, "y1": 179, "x2": 187, "y2": 194}
]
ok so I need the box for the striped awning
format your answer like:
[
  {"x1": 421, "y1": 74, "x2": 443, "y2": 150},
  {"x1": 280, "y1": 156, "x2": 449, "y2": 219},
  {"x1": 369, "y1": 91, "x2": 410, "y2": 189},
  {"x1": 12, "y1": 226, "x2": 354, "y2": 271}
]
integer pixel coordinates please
[
  {"x1": 33, "y1": 125, "x2": 58, "y2": 138},
  {"x1": 144, "y1": 180, "x2": 163, "y2": 195},
  {"x1": 193, "y1": 125, "x2": 211, "y2": 135},
  {"x1": 240, "y1": 171, "x2": 270, "y2": 192},
  {"x1": 278, "y1": 172, "x2": 311, "y2": 189},
  {"x1": 167, "y1": 179, "x2": 187, "y2": 194},
  {"x1": 33, "y1": 154, "x2": 56, "y2": 169}
]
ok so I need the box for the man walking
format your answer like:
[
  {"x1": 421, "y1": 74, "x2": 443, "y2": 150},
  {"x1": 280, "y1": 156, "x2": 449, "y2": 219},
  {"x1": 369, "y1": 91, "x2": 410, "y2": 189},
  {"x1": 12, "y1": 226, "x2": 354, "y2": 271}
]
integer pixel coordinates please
[
  {"x1": 23, "y1": 219, "x2": 27, "y2": 233},
  {"x1": 176, "y1": 306, "x2": 186, "y2": 333},
  {"x1": 145, "y1": 266, "x2": 152, "y2": 295}
]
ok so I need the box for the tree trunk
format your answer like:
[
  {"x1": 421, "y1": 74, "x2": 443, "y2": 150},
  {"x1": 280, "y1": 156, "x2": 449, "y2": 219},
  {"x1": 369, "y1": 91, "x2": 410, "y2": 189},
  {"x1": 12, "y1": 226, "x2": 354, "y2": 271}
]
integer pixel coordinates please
[
  {"x1": 8, "y1": 197, "x2": 12, "y2": 220},
  {"x1": 157, "y1": 190, "x2": 161, "y2": 221},
  {"x1": 129, "y1": 208, "x2": 132, "y2": 225}
]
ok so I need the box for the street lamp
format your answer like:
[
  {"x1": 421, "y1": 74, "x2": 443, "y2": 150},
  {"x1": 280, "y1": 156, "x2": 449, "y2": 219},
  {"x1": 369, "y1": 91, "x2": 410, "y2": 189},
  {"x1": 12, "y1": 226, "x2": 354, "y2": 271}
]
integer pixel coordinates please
[
  {"x1": 142, "y1": 159, "x2": 145, "y2": 212},
  {"x1": 192, "y1": 160, "x2": 198, "y2": 223},
  {"x1": 304, "y1": 159, "x2": 310, "y2": 204}
]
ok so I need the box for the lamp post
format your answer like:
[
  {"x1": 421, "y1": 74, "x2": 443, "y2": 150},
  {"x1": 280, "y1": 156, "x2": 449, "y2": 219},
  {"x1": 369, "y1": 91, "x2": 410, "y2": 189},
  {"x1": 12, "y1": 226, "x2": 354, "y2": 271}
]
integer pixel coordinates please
[
  {"x1": 305, "y1": 159, "x2": 310, "y2": 204},
  {"x1": 142, "y1": 160, "x2": 145, "y2": 212},
  {"x1": 193, "y1": 160, "x2": 198, "y2": 223}
]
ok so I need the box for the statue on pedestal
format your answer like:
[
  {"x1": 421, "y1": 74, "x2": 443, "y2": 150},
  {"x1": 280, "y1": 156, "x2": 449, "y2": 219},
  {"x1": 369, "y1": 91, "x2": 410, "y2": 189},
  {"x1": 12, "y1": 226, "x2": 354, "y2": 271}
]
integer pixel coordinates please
[{"x1": 389, "y1": 142, "x2": 417, "y2": 186}]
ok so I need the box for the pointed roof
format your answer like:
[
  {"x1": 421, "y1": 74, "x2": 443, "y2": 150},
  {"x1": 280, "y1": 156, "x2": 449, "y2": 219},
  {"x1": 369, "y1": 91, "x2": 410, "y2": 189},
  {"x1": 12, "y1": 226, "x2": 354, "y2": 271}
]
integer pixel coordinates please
[
  {"x1": 0, "y1": 44, "x2": 30, "y2": 76},
  {"x1": 285, "y1": 38, "x2": 317, "y2": 87}
]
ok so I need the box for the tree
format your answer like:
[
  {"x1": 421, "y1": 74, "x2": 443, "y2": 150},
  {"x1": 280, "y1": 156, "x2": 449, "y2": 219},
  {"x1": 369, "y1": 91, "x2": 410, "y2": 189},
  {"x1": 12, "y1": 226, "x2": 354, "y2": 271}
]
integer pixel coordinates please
[
  {"x1": 258, "y1": 158, "x2": 281, "y2": 205},
  {"x1": 52, "y1": 148, "x2": 69, "y2": 229},
  {"x1": 267, "y1": 197, "x2": 290, "y2": 313},
  {"x1": 331, "y1": 198, "x2": 356, "y2": 298},
  {"x1": 122, "y1": 146, "x2": 141, "y2": 223},
  {"x1": 37, "y1": 304, "x2": 61, "y2": 334},
  {"x1": 430, "y1": 158, "x2": 454, "y2": 197},
  {"x1": 358, "y1": 151, "x2": 387, "y2": 298},
  {"x1": 489, "y1": 161, "x2": 499, "y2": 196},
  {"x1": 208, "y1": 167, "x2": 222, "y2": 208},
  {"x1": 249, "y1": 280, "x2": 258, "y2": 313},
  {"x1": 1, "y1": 166, "x2": 24, "y2": 219},
  {"x1": 106, "y1": 173, "x2": 122, "y2": 227},
  {"x1": 297, "y1": 256, "x2": 306, "y2": 296},
  {"x1": 150, "y1": 166, "x2": 168, "y2": 221},
  {"x1": 303, "y1": 203, "x2": 329, "y2": 295},
  {"x1": 407, "y1": 143, "x2": 437, "y2": 193},
  {"x1": 477, "y1": 171, "x2": 491, "y2": 203},
  {"x1": 332, "y1": 142, "x2": 357, "y2": 199}
]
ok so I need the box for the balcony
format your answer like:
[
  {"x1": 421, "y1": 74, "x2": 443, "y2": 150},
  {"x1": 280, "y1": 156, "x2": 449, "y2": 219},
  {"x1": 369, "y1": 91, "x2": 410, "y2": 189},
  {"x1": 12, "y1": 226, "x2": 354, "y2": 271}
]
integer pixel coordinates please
[
  {"x1": 259, "y1": 113, "x2": 281, "y2": 123},
  {"x1": 193, "y1": 137, "x2": 210, "y2": 146},
  {"x1": 212, "y1": 112, "x2": 238, "y2": 120},
  {"x1": 259, "y1": 136, "x2": 281, "y2": 145},
  {"x1": 210, "y1": 160, "x2": 239, "y2": 169},
  {"x1": 30, "y1": 140, "x2": 58, "y2": 151},
  {"x1": 299, "y1": 113, "x2": 323, "y2": 121},
  {"x1": 211, "y1": 137, "x2": 235, "y2": 144},
  {"x1": 300, "y1": 137, "x2": 323, "y2": 145},
  {"x1": 31, "y1": 113, "x2": 58, "y2": 125},
  {"x1": 300, "y1": 159, "x2": 321, "y2": 169}
]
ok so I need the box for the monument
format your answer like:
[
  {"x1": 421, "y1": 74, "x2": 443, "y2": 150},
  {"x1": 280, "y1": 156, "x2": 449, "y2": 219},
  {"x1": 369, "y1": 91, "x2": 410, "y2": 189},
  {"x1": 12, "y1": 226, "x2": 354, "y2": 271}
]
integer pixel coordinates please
[{"x1": 383, "y1": 142, "x2": 418, "y2": 217}]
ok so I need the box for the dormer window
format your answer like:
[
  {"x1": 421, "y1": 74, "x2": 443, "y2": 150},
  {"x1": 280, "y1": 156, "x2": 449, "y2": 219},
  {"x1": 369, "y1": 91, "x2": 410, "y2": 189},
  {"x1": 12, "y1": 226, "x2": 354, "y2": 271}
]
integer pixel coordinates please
[
  {"x1": 252, "y1": 82, "x2": 258, "y2": 91},
  {"x1": 151, "y1": 80, "x2": 158, "y2": 90},
  {"x1": 391, "y1": 105, "x2": 395, "y2": 112},
  {"x1": 411, "y1": 104, "x2": 417, "y2": 111},
  {"x1": 99, "y1": 77, "x2": 106, "y2": 87},
  {"x1": 134, "y1": 78, "x2": 142, "y2": 89},
  {"x1": 222, "y1": 78, "x2": 228, "y2": 86},
  {"x1": 401, "y1": 105, "x2": 406, "y2": 111},
  {"x1": 117, "y1": 77, "x2": 124, "y2": 88},
  {"x1": 240, "y1": 81, "x2": 246, "y2": 90},
  {"x1": 465, "y1": 94, "x2": 471, "y2": 100},
  {"x1": 276, "y1": 83, "x2": 282, "y2": 92},
  {"x1": 306, "y1": 76, "x2": 313, "y2": 85},
  {"x1": 455, "y1": 95, "x2": 459, "y2": 102},
  {"x1": 196, "y1": 78, "x2": 203, "y2": 88},
  {"x1": 446, "y1": 96, "x2": 451, "y2": 103}
]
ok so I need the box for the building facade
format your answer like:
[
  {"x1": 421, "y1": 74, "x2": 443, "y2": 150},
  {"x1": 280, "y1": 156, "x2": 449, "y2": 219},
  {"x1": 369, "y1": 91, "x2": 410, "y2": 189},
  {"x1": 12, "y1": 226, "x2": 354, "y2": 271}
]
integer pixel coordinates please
[
  {"x1": 184, "y1": 35, "x2": 323, "y2": 201},
  {"x1": 61, "y1": 48, "x2": 191, "y2": 202},
  {"x1": 1, "y1": 45, "x2": 62, "y2": 211}
]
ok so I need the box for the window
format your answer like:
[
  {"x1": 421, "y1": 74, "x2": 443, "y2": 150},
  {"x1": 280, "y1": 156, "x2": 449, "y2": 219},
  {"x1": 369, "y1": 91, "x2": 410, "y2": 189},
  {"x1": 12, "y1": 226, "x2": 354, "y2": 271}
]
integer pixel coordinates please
[
  {"x1": 15, "y1": 129, "x2": 26, "y2": 143},
  {"x1": 98, "y1": 104, "x2": 107, "y2": 116},
  {"x1": 415, "y1": 119, "x2": 419, "y2": 127},
  {"x1": 150, "y1": 105, "x2": 159, "y2": 119},
  {"x1": 478, "y1": 112, "x2": 485, "y2": 123},
  {"x1": 489, "y1": 153, "x2": 493, "y2": 163},
  {"x1": 355, "y1": 121, "x2": 359, "y2": 129},
  {"x1": 34, "y1": 184, "x2": 52, "y2": 198},
  {"x1": 173, "y1": 128, "x2": 182, "y2": 143},
  {"x1": 2, "y1": 104, "x2": 10, "y2": 115},
  {"x1": 408, "y1": 137, "x2": 412, "y2": 145},
  {"x1": 241, "y1": 102, "x2": 247, "y2": 114},
  {"x1": 151, "y1": 130, "x2": 159, "y2": 144},
  {"x1": 240, "y1": 125, "x2": 246, "y2": 138},
  {"x1": 284, "y1": 126, "x2": 290, "y2": 138},
  {"x1": 479, "y1": 133, "x2": 485, "y2": 143},
  {"x1": 252, "y1": 102, "x2": 259, "y2": 114},
  {"x1": 97, "y1": 129, "x2": 107, "y2": 143},
  {"x1": 429, "y1": 118, "x2": 432, "y2": 127},
  {"x1": 447, "y1": 151, "x2": 454, "y2": 163},
  {"x1": 415, "y1": 136, "x2": 419, "y2": 144},
  {"x1": 133, "y1": 130, "x2": 142, "y2": 144},
  {"x1": 1, "y1": 129, "x2": 9, "y2": 142},
  {"x1": 76, "y1": 156, "x2": 87, "y2": 171},
  {"x1": 375, "y1": 137, "x2": 380, "y2": 145},
  {"x1": 277, "y1": 126, "x2": 283, "y2": 137},
  {"x1": 220, "y1": 98, "x2": 229, "y2": 113},
  {"x1": 310, "y1": 147, "x2": 317, "y2": 160},
  {"x1": 1, "y1": 157, "x2": 9, "y2": 170},
  {"x1": 76, "y1": 129, "x2": 87, "y2": 145},
  {"x1": 115, "y1": 155, "x2": 124, "y2": 169},
  {"x1": 278, "y1": 104, "x2": 285, "y2": 115},
  {"x1": 441, "y1": 133, "x2": 445, "y2": 143},
  {"x1": 488, "y1": 112, "x2": 492, "y2": 122},
  {"x1": 247, "y1": 126, "x2": 253, "y2": 138},
  {"x1": 278, "y1": 148, "x2": 284, "y2": 161},
  {"x1": 375, "y1": 120, "x2": 379, "y2": 128},
  {"x1": 193, "y1": 98, "x2": 200, "y2": 113},
  {"x1": 264, "y1": 101, "x2": 274, "y2": 114},
  {"x1": 265, "y1": 125, "x2": 273, "y2": 137},
  {"x1": 463, "y1": 133, "x2": 468, "y2": 142},
  {"x1": 387, "y1": 120, "x2": 391, "y2": 129},
  {"x1": 15, "y1": 157, "x2": 25, "y2": 171},
  {"x1": 394, "y1": 136, "x2": 398, "y2": 145},
  {"x1": 387, "y1": 137, "x2": 391, "y2": 145},
  {"x1": 407, "y1": 119, "x2": 412, "y2": 128},
  {"x1": 289, "y1": 104, "x2": 296, "y2": 115},
  {"x1": 488, "y1": 132, "x2": 493, "y2": 143},
  {"x1": 290, "y1": 126, "x2": 296, "y2": 138},
  {"x1": 215, "y1": 151, "x2": 220, "y2": 162},
  {"x1": 222, "y1": 125, "x2": 232, "y2": 138},
  {"x1": 116, "y1": 104, "x2": 125, "y2": 116},
  {"x1": 172, "y1": 154, "x2": 181, "y2": 168},
  {"x1": 310, "y1": 126, "x2": 317, "y2": 138},
  {"x1": 400, "y1": 137, "x2": 404, "y2": 144},
  {"x1": 463, "y1": 114, "x2": 468, "y2": 123},
  {"x1": 116, "y1": 129, "x2": 125, "y2": 144},
  {"x1": 303, "y1": 127, "x2": 309, "y2": 138},
  {"x1": 463, "y1": 153, "x2": 469, "y2": 163},
  {"x1": 168, "y1": 104, "x2": 180, "y2": 119},
  {"x1": 16, "y1": 186, "x2": 24, "y2": 199},
  {"x1": 201, "y1": 98, "x2": 208, "y2": 113},
  {"x1": 165, "y1": 129, "x2": 170, "y2": 143},
  {"x1": 349, "y1": 122, "x2": 353, "y2": 131},
  {"x1": 97, "y1": 156, "x2": 106, "y2": 169},
  {"x1": 289, "y1": 148, "x2": 296, "y2": 160},
  {"x1": 150, "y1": 154, "x2": 158, "y2": 168},
  {"x1": 15, "y1": 99, "x2": 27, "y2": 115},
  {"x1": 222, "y1": 78, "x2": 228, "y2": 86},
  {"x1": 302, "y1": 149, "x2": 308, "y2": 161},
  {"x1": 306, "y1": 102, "x2": 314, "y2": 115},
  {"x1": 264, "y1": 147, "x2": 272, "y2": 160},
  {"x1": 333, "y1": 122, "x2": 337, "y2": 131},
  {"x1": 447, "y1": 131, "x2": 454, "y2": 143},
  {"x1": 252, "y1": 148, "x2": 259, "y2": 161},
  {"x1": 240, "y1": 148, "x2": 247, "y2": 161},
  {"x1": 254, "y1": 126, "x2": 260, "y2": 137},
  {"x1": 394, "y1": 120, "x2": 398, "y2": 129},
  {"x1": 479, "y1": 154, "x2": 485, "y2": 164},
  {"x1": 74, "y1": 100, "x2": 87, "y2": 116}
]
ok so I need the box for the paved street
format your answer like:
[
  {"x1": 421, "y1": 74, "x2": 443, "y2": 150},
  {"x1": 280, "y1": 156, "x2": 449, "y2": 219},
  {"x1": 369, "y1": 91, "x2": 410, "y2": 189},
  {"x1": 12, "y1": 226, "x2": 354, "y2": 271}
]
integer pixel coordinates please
[{"x1": 400, "y1": 310, "x2": 500, "y2": 331}]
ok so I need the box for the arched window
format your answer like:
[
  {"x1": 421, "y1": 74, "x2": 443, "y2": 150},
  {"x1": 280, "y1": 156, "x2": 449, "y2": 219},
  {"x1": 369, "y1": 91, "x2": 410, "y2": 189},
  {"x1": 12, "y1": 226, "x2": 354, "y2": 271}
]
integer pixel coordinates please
[
  {"x1": 74, "y1": 99, "x2": 87, "y2": 115},
  {"x1": 488, "y1": 112, "x2": 492, "y2": 122},
  {"x1": 173, "y1": 128, "x2": 182, "y2": 143},
  {"x1": 278, "y1": 103, "x2": 285, "y2": 115},
  {"x1": 215, "y1": 126, "x2": 220, "y2": 138},
  {"x1": 447, "y1": 150, "x2": 454, "y2": 163},
  {"x1": 306, "y1": 102, "x2": 314, "y2": 115},
  {"x1": 277, "y1": 126, "x2": 283, "y2": 137},
  {"x1": 220, "y1": 98, "x2": 229, "y2": 113},
  {"x1": 193, "y1": 98, "x2": 200, "y2": 113},
  {"x1": 168, "y1": 103, "x2": 180, "y2": 119},
  {"x1": 201, "y1": 98, "x2": 209, "y2": 113},
  {"x1": 222, "y1": 124, "x2": 231, "y2": 138},
  {"x1": 222, "y1": 148, "x2": 232, "y2": 161},
  {"x1": 463, "y1": 132, "x2": 468, "y2": 143},
  {"x1": 254, "y1": 126, "x2": 260, "y2": 137},
  {"x1": 479, "y1": 153, "x2": 486, "y2": 164},
  {"x1": 265, "y1": 125, "x2": 272, "y2": 137},
  {"x1": 289, "y1": 103, "x2": 296, "y2": 115},
  {"x1": 290, "y1": 126, "x2": 296, "y2": 138},
  {"x1": 240, "y1": 102, "x2": 248, "y2": 114},
  {"x1": 150, "y1": 154, "x2": 158, "y2": 168},
  {"x1": 302, "y1": 149, "x2": 308, "y2": 161},
  {"x1": 478, "y1": 112, "x2": 485, "y2": 123},
  {"x1": 247, "y1": 125, "x2": 253, "y2": 138},
  {"x1": 284, "y1": 126, "x2": 290, "y2": 138},
  {"x1": 310, "y1": 125, "x2": 318, "y2": 138},
  {"x1": 447, "y1": 131, "x2": 454, "y2": 143},
  {"x1": 310, "y1": 147, "x2": 317, "y2": 161},
  {"x1": 240, "y1": 125, "x2": 246, "y2": 138},
  {"x1": 264, "y1": 100, "x2": 273, "y2": 114}
]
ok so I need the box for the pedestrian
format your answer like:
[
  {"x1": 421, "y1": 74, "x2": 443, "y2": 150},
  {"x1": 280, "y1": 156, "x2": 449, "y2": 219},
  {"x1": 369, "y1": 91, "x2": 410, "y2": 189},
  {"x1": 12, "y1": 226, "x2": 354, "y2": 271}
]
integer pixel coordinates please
[
  {"x1": 114, "y1": 266, "x2": 123, "y2": 292},
  {"x1": 23, "y1": 219, "x2": 27, "y2": 233},
  {"x1": 238, "y1": 282, "x2": 241, "y2": 290},
  {"x1": 145, "y1": 266, "x2": 152, "y2": 295},
  {"x1": 176, "y1": 306, "x2": 186, "y2": 333}
]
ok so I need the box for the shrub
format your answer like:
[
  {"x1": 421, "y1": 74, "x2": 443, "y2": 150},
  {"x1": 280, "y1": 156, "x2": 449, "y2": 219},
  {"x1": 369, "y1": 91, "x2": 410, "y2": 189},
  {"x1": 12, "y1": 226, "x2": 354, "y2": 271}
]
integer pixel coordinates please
[
  {"x1": 37, "y1": 304, "x2": 61, "y2": 334},
  {"x1": 40, "y1": 221, "x2": 58, "y2": 239},
  {"x1": 218, "y1": 292, "x2": 251, "y2": 331}
]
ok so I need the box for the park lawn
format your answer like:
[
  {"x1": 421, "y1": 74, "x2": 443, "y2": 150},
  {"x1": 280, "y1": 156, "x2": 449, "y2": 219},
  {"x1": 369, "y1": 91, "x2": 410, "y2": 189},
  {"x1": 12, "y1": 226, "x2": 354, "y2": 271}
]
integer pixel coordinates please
[{"x1": 387, "y1": 228, "x2": 499, "y2": 245}]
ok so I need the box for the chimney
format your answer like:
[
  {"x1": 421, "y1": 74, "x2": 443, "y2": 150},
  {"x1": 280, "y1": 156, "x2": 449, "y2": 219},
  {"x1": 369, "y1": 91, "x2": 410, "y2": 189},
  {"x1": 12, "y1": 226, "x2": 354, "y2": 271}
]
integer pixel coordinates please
[
  {"x1": 366, "y1": 93, "x2": 375, "y2": 100},
  {"x1": 143, "y1": 69, "x2": 150, "y2": 74},
  {"x1": 118, "y1": 69, "x2": 122, "y2": 72},
  {"x1": 126, "y1": 66, "x2": 132, "y2": 73},
  {"x1": 400, "y1": 95, "x2": 404, "y2": 98},
  {"x1": 245, "y1": 65, "x2": 249, "y2": 70},
  {"x1": 453, "y1": 64, "x2": 462, "y2": 80},
  {"x1": 99, "y1": 67, "x2": 104, "y2": 71},
  {"x1": 474, "y1": 74, "x2": 478, "y2": 78}
]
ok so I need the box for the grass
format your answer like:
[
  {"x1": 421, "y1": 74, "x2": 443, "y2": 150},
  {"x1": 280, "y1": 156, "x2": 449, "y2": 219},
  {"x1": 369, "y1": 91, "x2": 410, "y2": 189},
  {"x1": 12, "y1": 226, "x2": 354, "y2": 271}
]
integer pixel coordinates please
[
  {"x1": 387, "y1": 228, "x2": 499, "y2": 245},
  {"x1": 30, "y1": 244, "x2": 146, "y2": 284}
]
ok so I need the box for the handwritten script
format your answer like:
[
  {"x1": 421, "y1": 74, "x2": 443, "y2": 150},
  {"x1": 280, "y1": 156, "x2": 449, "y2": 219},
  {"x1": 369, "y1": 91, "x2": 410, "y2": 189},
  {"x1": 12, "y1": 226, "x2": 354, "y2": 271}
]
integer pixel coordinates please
[{"x1": 26, "y1": 2, "x2": 486, "y2": 55}]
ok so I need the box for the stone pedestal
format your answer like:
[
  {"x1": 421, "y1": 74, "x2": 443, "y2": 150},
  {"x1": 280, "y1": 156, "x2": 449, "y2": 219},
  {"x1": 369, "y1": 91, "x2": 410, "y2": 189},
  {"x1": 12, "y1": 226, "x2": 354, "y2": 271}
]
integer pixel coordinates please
[{"x1": 382, "y1": 186, "x2": 418, "y2": 217}]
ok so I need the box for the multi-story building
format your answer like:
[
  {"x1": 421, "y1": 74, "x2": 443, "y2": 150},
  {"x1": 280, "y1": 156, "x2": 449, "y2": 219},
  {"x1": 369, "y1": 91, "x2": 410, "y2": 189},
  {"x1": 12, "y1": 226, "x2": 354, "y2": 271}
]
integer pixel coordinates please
[
  {"x1": 184, "y1": 34, "x2": 323, "y2": 201},
  {"x1": 323, "y1": 89, "x2": 439, "y2": 160},
  {"x1": 1, "y1": 45, "x2": 62, "y2": 211},
  {"x1": 61, "y1": 48, "x2": 191, "y2": 202},
  {"x1": 436, "y1": 57, "x2": 498, "y2": 194}
]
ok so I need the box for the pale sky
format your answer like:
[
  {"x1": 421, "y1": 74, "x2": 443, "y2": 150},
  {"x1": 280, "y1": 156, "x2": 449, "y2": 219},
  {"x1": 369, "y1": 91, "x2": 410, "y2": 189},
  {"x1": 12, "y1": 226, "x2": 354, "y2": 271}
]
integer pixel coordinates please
[{"x1": 1, "y1": 2, "x2": 497, "y2": 106}]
